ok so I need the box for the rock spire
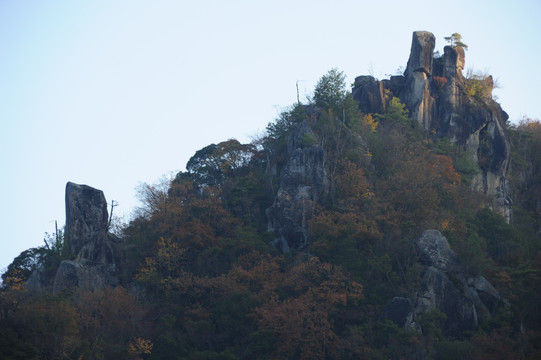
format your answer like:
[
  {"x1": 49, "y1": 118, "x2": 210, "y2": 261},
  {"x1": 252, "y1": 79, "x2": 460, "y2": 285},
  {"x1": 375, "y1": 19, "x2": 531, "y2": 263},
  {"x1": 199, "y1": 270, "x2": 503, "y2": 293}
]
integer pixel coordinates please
[
  {"x1": 352, "y1": 30, "x2": 512, "y2": 220},
  {"x1": 53, "y1": 182, "x2": 118, "y2": 293}
]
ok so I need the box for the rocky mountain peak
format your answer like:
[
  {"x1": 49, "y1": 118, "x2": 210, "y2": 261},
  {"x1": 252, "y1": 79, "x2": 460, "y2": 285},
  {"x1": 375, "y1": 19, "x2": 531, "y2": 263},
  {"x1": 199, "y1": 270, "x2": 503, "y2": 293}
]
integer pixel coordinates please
[{"x1": 353, "y1": 31, "x2": 512, "y2": 221}]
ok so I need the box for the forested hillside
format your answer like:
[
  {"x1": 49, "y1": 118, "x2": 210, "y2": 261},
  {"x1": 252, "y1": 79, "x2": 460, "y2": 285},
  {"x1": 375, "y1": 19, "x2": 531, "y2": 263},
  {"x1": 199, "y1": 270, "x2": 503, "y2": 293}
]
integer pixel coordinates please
[{"x1": 1, "y1": 32, "x2": 541, "y2": 359}]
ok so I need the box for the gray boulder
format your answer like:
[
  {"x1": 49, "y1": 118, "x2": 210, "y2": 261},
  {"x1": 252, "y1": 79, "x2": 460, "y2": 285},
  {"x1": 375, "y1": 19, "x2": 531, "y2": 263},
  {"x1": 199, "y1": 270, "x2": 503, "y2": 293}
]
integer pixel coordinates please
[
  {"x1": 415, "y1": 266, "x2": 478, "y2": 336},
  {"x1": 467, "y1": 276, "x2": 501, "y2": 316},
  {"x1": 416, "y1": 229, "x2": 458, "y2": 271},
  {"x1": 54, "y1": 260, "x2": 117, "y2": 293}
]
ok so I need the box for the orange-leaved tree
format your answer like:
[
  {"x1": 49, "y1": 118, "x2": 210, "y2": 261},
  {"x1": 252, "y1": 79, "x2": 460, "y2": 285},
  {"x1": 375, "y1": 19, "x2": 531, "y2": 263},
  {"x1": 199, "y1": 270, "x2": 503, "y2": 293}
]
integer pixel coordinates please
[{"x1": 245, "y1": 256, "x2": 363, "y2": 359}]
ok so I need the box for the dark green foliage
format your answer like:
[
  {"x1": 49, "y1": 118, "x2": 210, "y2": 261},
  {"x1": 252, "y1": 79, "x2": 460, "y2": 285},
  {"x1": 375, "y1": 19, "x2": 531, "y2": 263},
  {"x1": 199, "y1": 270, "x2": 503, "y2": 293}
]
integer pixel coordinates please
[
  {"x1": 1, "y1": 229, "x2": 68, "y2": 289},
  {"x1": 370, "y1": 97, "x2": 415, "y2": 178},
  {"x1": 313, "y1": 68, "x2": 347, "y2": 112},
  {"x1": 211, "y1": 290, "x2": 260, "y2": 347},
  {"x1": 446, "y1": 223, "x2": 489, "y2": 276},
  {"x1": 430, "y1": 138, "x2": 480, "y2": 185},
  {"x1": 186, "y1": 143, "x2": 222, "y2": 185},
  {"x1": 2, "y1": 71, "x2": 541, "y2": 360},
  {"x1": 263, "y1": 103, "x2": 309, "y2": 194},
  {"x1": 264, "y1": 103, "x2": 306, "y2": 148},
  {"x1": 444, "y1": 33, "x2": 468, "y2": 50},
  {"x1": 375, "y1": 96, "x2": 410, "y2": 126},
  {"x1": 185, "y1": 140, "x2": 256, "y2": 187},
  {"x1": 434, "y1": 339, "x2": 473, "y2": 360},
  {"x1": 475, "y1": 209, "x2": 518, "y2": 265},
  {"x1": 1, "y1": 248, "x2": 47, "y2": 287},
  {"x1": 420, "y1": 309, "x2": 447, "y2": 341},
  {"x1": 300, "y1": 132, "x2": 317, "y2": 146},
  {"x1": 369, "y1": 320, "x2": 423, "y2": 360},
  {"x1": 180, "y1": 349, "x2": 238, "y2": 360},
  {"x1": 244, "y1": 329, "x2": 277, "y2": 359},
  {"x1": 0, "y1": 329, "x2": 39, "y2": 360},
  {"x1": 453, "y1": 152, "x2": 480, "y2": 185},
  {"x1": 343, "y1": 92, "x2": 364, "y2": 130},
  {"x1": 418, "y1": 310, "x2": 474, "y2": 359},
  {"x1": 508, "y1": 118, "x2": 541, "y2": 240}
]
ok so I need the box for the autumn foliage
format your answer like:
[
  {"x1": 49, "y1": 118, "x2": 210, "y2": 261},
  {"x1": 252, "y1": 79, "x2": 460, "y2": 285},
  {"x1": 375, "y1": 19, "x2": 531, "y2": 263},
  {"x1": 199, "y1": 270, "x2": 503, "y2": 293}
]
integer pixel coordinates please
[{"x1": 2, "y1": 73, "x2": 541, "y2": 359}]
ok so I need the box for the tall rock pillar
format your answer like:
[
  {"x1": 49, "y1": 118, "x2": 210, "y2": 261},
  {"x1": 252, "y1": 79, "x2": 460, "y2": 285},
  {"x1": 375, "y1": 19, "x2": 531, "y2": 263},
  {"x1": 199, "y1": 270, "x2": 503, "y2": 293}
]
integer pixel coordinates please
[
  {"x1": 53, "y1": 182, "x2": 117, "y2": 293},
  {"x1": 402, "y1": 31, "x2": 437, "y2": 132}
]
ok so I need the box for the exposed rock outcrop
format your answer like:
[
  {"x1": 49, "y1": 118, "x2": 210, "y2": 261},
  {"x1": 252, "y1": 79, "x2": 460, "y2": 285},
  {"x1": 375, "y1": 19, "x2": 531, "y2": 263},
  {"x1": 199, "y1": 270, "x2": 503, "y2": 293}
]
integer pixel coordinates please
[
  {"x1": 416, "y1": 229, "x2": 458, "y2": 272},
  {"x1": 266, "y1": 121, "x2": 327, "y2": 252},
  {"x1": 405, "y1": 31, "x2": 436, "y2": 75},
  {"x1": 384, "y1": 230, "x2": 501, "y2": 336},
  {"x1": 53, "y1": 182, "x2": 117, "y2": 293},
  {"x1": 353, "y1": 76, "x2": 388, "y2": 114},
  {"x1": 352, "y1": 31, "x2": 512, "y2": 221},
  {"x1": 65, "y1": 181, "x2": 110, "y2": 257}
]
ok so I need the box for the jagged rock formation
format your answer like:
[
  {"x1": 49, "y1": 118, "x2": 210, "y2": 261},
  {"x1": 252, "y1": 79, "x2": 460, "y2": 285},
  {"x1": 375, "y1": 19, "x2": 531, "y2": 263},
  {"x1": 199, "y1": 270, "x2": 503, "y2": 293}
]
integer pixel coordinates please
[
  {"x1": 53, "y1": 182, "x2": 117, "y2": 293},
  {"x1": 266, "y1": 121, "x2": 327, "y2": 251},
  {"x1": 353, "y1": 30, "x2": 512, "y2": 221},
  {"x1": 384, "y1": 230, "x2": 501, "y2": 336}
]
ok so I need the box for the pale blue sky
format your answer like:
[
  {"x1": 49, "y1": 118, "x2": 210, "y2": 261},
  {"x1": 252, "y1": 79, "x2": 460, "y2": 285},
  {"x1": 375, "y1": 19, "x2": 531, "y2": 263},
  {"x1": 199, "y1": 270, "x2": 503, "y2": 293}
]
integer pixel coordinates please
[{"x1": 1, "y1": 0, "x2": 540, "y2": 271}]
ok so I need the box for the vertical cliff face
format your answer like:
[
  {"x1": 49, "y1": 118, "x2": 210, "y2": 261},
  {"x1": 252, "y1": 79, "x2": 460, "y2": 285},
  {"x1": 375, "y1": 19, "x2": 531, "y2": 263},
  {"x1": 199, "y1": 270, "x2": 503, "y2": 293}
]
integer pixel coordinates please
[
  {"x1": 266, "y1": 121, "x2": 327, "y2": 252},
  {"x1": 267, "y1": 31, "x2": 512, "y2": 253},
  {"x1": 353, "y1": 31, "x2": 512, "y2": 220},
  {"x1": 53, "y1": 182, "x2": 117, "y2": 293},
  {"x1": 65, "y1": 182, "x2": 110, "y2": 259},
  {"x1": 402, "y1": 30, "x2": 437, "y2": 132}
]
